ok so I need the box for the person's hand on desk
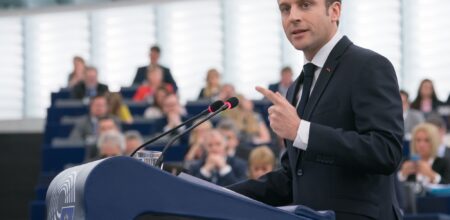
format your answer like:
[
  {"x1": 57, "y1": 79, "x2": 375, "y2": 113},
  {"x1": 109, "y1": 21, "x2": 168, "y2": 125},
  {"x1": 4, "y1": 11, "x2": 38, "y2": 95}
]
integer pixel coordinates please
[
  {"x1": 256, "y1": 86, "x2": 300, "y2": 141},
  {"x1": 417, "y1": 160, "x2": 439, "y2": 182},
  {"x1": 400, "y1": 161, "x2": 417, "y2": 177}
]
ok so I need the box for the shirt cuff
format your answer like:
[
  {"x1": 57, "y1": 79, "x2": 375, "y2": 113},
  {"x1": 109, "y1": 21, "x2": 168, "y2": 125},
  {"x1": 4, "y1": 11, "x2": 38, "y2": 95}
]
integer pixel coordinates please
[
  {"x1": 219, "y1": 165, "x2": 232, "y2": 176},
  {"x1": 433, "y1": 173, "x2": 442, "y2": 184},
  {"x1": 200, "y1": 167, "x2": 212, "y2": 178},
  {"x1": 293, "y1": 120, "x2": 311, "y2": 150},
  {"x1": 397, "y1": 171, "x2": 407, "y2": 182}
]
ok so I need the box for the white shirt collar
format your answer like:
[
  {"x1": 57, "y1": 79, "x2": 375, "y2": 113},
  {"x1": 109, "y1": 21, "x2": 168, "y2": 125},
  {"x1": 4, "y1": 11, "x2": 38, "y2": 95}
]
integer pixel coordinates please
[{"x1": 303, "y1": 31, "x2": 343, "y2": 68}]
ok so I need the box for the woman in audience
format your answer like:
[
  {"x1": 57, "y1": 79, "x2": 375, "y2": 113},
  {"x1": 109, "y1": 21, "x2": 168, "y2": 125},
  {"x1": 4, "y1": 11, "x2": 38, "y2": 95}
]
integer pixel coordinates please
[
  {"x1": 398, "y1": 123, "x2": 450, "y2": 185},
  {"x1": 144, "y1": 86, "x2": 169, "y2": 119},
  {"x1": 411, "y1": 79, "x2": 444, "y2": 114},
  {"x1": 107, "y1": 92, "x2": 133, "y2": 124},
  {"x1": 68, "y1": 56, "x2": 86, "y2": 88},
  {"x1": 248, "y1": 146, "x2": 275, "y2": 180},
  {"x1": 222, "y1": 94, "x2": 271, "y2": 145},
  {"x1": 184, "y1": 120, "x2": 213, "y2": 165},
  {"x1": 198, "y1": 68, "x2": 222, "y2": 101},
  {"x1": 133, "y1": 66, "x2": 174, "y2": 103},
  {"x1": 188, "y1": 130, "x2": 247, "y2": 186}
]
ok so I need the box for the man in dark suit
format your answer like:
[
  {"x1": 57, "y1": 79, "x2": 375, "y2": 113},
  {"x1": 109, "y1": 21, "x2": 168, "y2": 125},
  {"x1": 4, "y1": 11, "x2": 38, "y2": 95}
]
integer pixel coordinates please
[
  {"x1": 71, "y1": 66, "x2": 109, "y2": 99},
  {"x1": 132, "y1": 45, "x2": 178, "y2": 91},
  {"x1": 228, "y1": 0, "x2": 404, "y2": 219},
  {"x1": 268, "y1": 66, "x2": 293, "y2": 97},
  {"x1": 427, "y1": 114, "x2": 450, "y2": 160}
]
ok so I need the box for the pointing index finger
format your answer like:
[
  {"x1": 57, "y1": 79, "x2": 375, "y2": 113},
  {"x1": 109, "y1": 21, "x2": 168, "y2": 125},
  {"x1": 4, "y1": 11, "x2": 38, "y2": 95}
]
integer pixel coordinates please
[{"x1": 256, "y1": 86, "x2": 283, "y2": 105}]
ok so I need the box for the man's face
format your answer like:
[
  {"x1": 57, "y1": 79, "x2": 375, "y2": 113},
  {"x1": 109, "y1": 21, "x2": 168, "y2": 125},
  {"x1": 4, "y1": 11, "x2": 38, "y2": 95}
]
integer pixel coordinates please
[
  {"x1": 85, "y1": 69, "x2": 98, "y2": 87},
  {"x1": 205, "y1": 132, "x2": 227, "y2": 156},
  {"x1": 162, "y1": 95, "x2": 179, "y2": 114},
  {"x1": 150, "y1": 50, "x2": 160, "y2": 64},
  {"x1": 278, "y1": 0, "x2": 340, "y2": 57},
  {"x1": 99, "y1": 119, "x2": 118, "y2": 134},
  {"x1": 90, "y1": 97, "x2": 108, "y2": 118},
  {"x1": 99, "y1": 142, "x2": 122, "y2": 157},
  {"x1": 220, "y1": 129, "x2": 239, "y2": 151},
  {"x1": 281, "y1": 70, "x2": 293, "y2": 85}
]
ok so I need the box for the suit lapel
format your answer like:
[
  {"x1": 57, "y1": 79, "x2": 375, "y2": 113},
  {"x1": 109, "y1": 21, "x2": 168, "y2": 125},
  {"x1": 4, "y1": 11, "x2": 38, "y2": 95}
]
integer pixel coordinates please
[
  {"x1": 302, "y1": 36, "x2": 353, "y2": 120},
  {"x1": 293, "y1": 36, "x2": 353, "y2": 169}
]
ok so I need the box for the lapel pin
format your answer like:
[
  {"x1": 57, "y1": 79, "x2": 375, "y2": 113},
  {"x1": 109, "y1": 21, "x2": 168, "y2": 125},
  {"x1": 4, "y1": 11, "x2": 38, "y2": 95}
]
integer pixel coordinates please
[{"x1": 326, "y1": 67, "x2": 331, "y2": 72}]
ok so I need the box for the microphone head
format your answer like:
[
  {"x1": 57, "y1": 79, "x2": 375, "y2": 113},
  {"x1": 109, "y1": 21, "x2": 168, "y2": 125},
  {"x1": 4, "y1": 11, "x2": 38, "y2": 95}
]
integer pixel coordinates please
[
  {"x1": 208, "y1": 100, "x2": 225, "y2": 113},
  {"x1": 224, "y1": 97, "x2": 239, "y2": 109}
]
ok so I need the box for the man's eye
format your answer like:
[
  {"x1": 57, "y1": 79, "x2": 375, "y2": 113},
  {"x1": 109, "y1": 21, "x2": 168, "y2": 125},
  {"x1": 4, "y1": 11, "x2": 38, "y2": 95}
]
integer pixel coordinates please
[
  {"x1": 280, "y1": 6, "x2": 290, "y2": 13},
  {"x1": 301, "y1": 2, "x2": 311, "y2": 9}
]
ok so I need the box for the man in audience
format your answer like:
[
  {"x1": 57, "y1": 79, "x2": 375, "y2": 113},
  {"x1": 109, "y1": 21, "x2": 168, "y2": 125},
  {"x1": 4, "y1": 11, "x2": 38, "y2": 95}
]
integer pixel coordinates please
[
  {"x1": 95, "y1": 130, "x2": 125, "y2": 159},
  {"x1": 248, "y1": 146, "x2": 276, "y2": 180},
  {"x1": 152, "y1": 94, "x2": 187, "y2": 143},
  {"x1": 401, "y1": 90, "x2": 425, "y2": 139},
  {"x1": 132, "y1": 45, "x2": 178, "y2": 91},
  {"x1": 188, "y1": 130, "x2": 247, "y2": 186},
  {"x1": 268, "y1": 66, "x2": 293, "y2": 97},
  {"x1": 69, "y1": 95, "x2": 109, "y2": 144},
  {"x1": 217, "y1": 119, "x2": 250, "y2": 161},
  {"x1": 124, "y1": 131, "x2": 144, "y2": 156},
  {"x1": 427, "y1": 114, "x2": 450, "y2": 160},
  {"x1": 217, "y1": 83, "x2": 236, "y2": 101},
  {"x1": 71, "y1": 66, "x2": 109, "y2": 100}
]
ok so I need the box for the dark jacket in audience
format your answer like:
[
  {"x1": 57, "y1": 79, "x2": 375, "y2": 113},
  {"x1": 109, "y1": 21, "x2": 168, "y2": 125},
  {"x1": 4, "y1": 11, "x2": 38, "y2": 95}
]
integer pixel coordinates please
[
  {"x1": 406, "y1": 157, "x2": 450, "y2": 184},
  {"x1": 189, "y1": 156, "x2": 247, "y2": 186},
  {"x1": 71, "y1": 82, "x2": 109, "y2": 99},
  {"x1": 132, "y1": 65, "x2": 178, "y2": 91}
]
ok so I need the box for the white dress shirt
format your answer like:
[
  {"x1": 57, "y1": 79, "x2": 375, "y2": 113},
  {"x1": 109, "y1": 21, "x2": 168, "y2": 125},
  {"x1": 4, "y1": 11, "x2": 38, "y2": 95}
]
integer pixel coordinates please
[{"x1": 293, "y1": 31, "x2": 344, "y2": 150}]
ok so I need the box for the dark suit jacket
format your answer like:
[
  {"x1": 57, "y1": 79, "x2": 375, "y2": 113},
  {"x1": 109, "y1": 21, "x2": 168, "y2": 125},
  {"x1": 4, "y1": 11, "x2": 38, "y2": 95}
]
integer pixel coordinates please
[
  {"x1": 268, "y1": 83, "x2": 280, "y2": 93},
  {"x1": 406, "y1": 157, "x2": 450, "y2": 184},
  {"x1": 189, "y1": 156, "x2": 247, "y2": 186},
  {"x1": 71, "y1": 82, "x2": 109, "y2": 99},
  {"x1": 132, "y1": 65, "x2": 178, "y2": 91},
  {"x1": 229, "y1": 36, "x2": 404, "y2": 220}
]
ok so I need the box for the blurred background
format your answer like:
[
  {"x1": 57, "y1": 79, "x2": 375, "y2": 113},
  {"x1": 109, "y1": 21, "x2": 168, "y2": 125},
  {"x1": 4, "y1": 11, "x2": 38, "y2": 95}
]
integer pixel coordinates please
[{"x1": 0, "y1": 0, "x2": 450, "y2": 219}]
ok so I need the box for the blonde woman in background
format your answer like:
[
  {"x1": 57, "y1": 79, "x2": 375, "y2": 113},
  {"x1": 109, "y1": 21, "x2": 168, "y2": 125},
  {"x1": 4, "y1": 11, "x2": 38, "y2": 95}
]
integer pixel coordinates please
[
  {"x1": 222, "y1": 94, "x2": 271, "y2": 145},
  {"x1": 398, "y1": 123, "x2": 450, "y2": 185},
  {"x1": 198, "y1": 68, "x2": 222, "y2": 101},
  {"x1": 248, "y1": 146, "x2": 275, "y2": 180},
  {"x1": 107, "y1": 92, "x2": 133, "y2": 124}
]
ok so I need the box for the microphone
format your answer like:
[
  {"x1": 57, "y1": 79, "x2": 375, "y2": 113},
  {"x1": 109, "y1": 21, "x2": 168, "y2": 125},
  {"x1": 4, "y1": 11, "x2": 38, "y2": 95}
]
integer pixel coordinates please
[
  {"x1": 129, "y1": 100, "x2": 225, "y2": 157},
  {"x1": 154, "y1": 97, "x2": 239, "y2": 167}
]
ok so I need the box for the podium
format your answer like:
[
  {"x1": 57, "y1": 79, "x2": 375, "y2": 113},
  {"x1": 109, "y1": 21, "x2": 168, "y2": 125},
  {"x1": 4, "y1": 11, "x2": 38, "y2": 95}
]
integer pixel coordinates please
[{"x1": 46, "y1": 156, "x2": 334, "y2": 220}]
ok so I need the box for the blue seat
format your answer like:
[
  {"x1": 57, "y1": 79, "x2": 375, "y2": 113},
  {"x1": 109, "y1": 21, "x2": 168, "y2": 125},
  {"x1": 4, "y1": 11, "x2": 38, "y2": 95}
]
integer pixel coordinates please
[
  {"x1": 122, "y1": 121, "x2": 156, "y2": 136},
  {"x1": 44, "y1": 124, "x2": 74, "y2": 144},
  {"x1": 41, "y1": 146, "x2": 85, "y2": 172},
  {"x1": 50, "y1": 89, "x2": 71, "y2": 104},
  {"x1": 46, "y1": 106, "x2": 88, "y2": 124},
  {"x1": 120, "y1": 86, "x2": 138, "y2": 99}
]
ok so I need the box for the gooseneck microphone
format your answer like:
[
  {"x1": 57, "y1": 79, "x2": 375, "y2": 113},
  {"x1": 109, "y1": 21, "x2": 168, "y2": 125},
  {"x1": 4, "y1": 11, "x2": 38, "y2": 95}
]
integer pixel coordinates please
[
  {"x1": 130, "y1": 100, "x2": 224, "y2": 157},
  {"x1": 154, "y1": 97, "x2": 239, "y2": 167}
]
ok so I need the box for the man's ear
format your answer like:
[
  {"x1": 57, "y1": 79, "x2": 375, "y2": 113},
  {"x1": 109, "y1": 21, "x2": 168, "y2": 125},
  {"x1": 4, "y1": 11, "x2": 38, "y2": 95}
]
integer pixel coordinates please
[{"x1": 329, "y1": 2, "x2": 341, "y2": 25}]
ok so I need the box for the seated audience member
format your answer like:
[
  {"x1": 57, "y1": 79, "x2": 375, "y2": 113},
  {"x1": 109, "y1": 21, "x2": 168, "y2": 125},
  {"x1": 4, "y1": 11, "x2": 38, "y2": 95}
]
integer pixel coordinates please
[
  {"x1": 268, "y1": 66, "x2": 293, "y2": 98},
  {"x1": 144, "y1": 87, "x2": 169, "y2": 119},
  {"x1": 217, "y1": 119, "x2": 250, "y2": 161},
  {"x1": 198, "y1": 68, "x2": 222, "y2": 101},
  {"x1": 132, "y1": 45, "x2": 178, "y2": 91},
  {"x1": 222, "y1": 94, "x2": 271, "y2": 145},
  {"x1": 410, "y1": 79, "x2": 444, "y2": 115},
  {"x1": 95, "y1": 131, "x2": 125, "y2": 159},
  {"x1": 401, "y1": 90, "x2": 425, "y2": 139},
  {"x1": 86, "y1": 116, "x2": 121, "y2": 159},
  {"x1": 248, "y1": 146, "x2": 275, "y2": 180},
  {"x1": 124, "y1": 130, "x2": 143, "y2": 156},
  {"x1": 217, "y1": 83, "x2": 236, "y2": 101},
  {"x1": 188, "y1": 130, "x2": 247, "y2": 186},
  {"x1": 107, "y1": 92, "x2": 133, "y2": 124},
  {"x1": 68, "y1": 56, "x2": 86, "y2": 88},
  {"x1": 69, "y1": 95, "x2": 109, "y2": 143},
  {"x1": 71, "y1": 66, "x2": 109, "y2": 100},
  {"x1": 184, "y1": 120, "x2": 213, "y2": 165},
  {"x1": 133, "y1": 66, "x2": 174, "y2": 103},
  {"x1": 427, "y1": 114, "x2": 450, "y2": 160},
  {"x1": 398, "y1": 123, "x2": 450, "y2": 185}
]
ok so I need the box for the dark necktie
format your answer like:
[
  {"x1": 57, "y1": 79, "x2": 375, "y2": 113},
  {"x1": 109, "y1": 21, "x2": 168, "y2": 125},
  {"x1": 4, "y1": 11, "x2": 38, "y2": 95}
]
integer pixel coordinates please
[{"x1": 296, "y1": 63, "x2": 317, "y2": 117}]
